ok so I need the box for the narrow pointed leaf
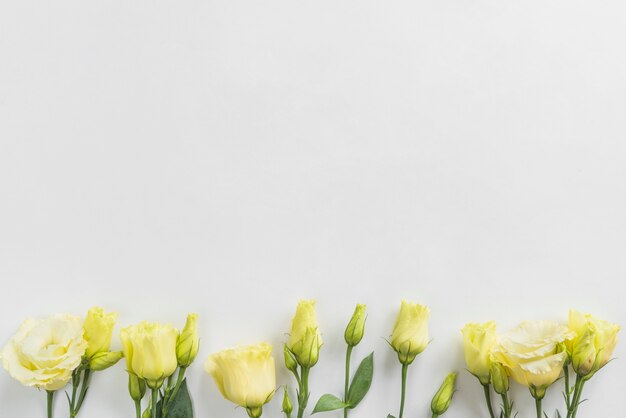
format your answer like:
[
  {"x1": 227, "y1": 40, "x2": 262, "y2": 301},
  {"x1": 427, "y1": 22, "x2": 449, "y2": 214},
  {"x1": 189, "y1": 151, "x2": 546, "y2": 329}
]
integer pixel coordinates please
[
  {"x1": 312, "y1": 394, "x2": 348, "y2": 414},
  {"x1": 347, "y1": 352, "x2": 374, "y2": 409}
]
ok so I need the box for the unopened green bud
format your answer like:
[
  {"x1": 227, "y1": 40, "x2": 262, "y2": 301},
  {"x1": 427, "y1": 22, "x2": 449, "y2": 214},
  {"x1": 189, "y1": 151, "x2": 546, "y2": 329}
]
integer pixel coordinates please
[
  {"x1": 284, "y1": 344, "x2": 298, "y2": 373},
  {"x1": 344, "y1": 304, "x2": 366, "y2": 347},
  {"x1": 176, "y1": 313, "x2": 199, "y2": 367},
  {"x1": 572, "y1": 327, "x2": 599, "y2": 378},
  {"x1": 490, "y1": 362, "x2": 509, "y2": 395},
  {"x1": 142, "y1": 404, "x2": 151, "y2": 418},
  {"x1": 128, "y1": 373, "x2": 147, "y2": 402},
  {"x1": 89, "y1": 350, "x2": 124, "y2": 371},
  {"x1": 282, "y1": 387, "x2": 293, "y2": 416},
  {"x1": 431, "y1": 372, "x2": 457, "y2": 416}
]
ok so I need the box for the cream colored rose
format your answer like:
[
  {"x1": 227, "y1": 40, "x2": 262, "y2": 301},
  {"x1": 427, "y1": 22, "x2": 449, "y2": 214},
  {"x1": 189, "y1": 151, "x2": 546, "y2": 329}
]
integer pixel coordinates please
[
  {"x1": 288, "y1": 300, "x2": 323, "y2": 368},
  {"x1": 568, "y1": 309, "x2": 620, "y2": 378},
  {"x1": 83, "y1": 307, "x2": 118, "y2": 359},
  {"x1": 461, "y1": 321, "x2": 497, "y2": 385},
  {"x1": 493, "y1": 320, "x2": 574, "y2": 399},
  {"x1": 120, "y1": 321, "x2": 179, "y2": 389},
  {"x1": 205, "y1": 343, "x2": 276, "y2": 418},
  {"x1": 390, "y1": 300, "x2": 430, "y2": 364},
  {"x1": 0, "y1": 314, "x2": 87, "y2": 391}
]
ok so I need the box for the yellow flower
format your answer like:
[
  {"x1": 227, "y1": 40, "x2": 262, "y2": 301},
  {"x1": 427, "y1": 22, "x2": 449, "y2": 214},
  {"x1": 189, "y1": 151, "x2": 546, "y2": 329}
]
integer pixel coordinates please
[
  {"x1": 120, "y1": 321, "x2": 179, "y2": 389},
  {"x1": 344, "y1": 304, "x2": 367, "y2": 347},
  {"x1": 493, "y1": 320, "x2": 574, "y2": 399},
  {"x1": 568, "y1": 310, "x2": 620, "y2": 379},
  {"x1": 205, "y1": 343, "x2": 276, "y2": 418},
  {"x1": 83, "y1": 307, "x2": 117, "y2": 359},
  {"x1": 288, "y1": 300, "x2": 323, "y2": 368},
  {"x1": 390, "y1": 300, "x2": 430, "y2": 365},
  {"x1": 460, "y1": 321, "x2": 497, "y2": 385},
  {"x1": 176, "y1": 313, "x2": 199, "y2": 368},
  {"x1": 0, "y1": 314, "x2": 87, "y2": 391}
]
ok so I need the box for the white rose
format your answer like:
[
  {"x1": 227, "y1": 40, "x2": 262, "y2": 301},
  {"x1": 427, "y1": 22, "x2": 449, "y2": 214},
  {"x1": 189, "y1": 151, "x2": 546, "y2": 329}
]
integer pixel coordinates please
[
  {"x1": 1, "y1": 314, "x2": 87, "y2": 391},
  {"x1": 493, "y1": 320, "x2": 574, "y2": 399}
]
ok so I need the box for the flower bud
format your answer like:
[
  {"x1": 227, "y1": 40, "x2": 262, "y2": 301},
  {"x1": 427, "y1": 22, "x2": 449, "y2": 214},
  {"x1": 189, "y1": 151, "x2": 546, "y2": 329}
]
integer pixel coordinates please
[
  {"x1": 572, "y1": 327, "x2": 598, "y2": 378},
  {"x1": 284, "y1": 345, "x2": 298, "y2": 374},
  {"x1": 431, "y1": 373, "x2": 456, "y2": 416},
  {"x1": 128, "y1": 373, "x2": 146, "y2": 402},
  {"x1": 83, "y1": 307, "x2": 117, "y2": 359},
  {"x1": 568, "y1": 310, "x2": 620, "y2": 380},
  {"x1": 142, "y1": 404, "x2": 151, "y2": 418},
  {"x1": 282, "y1": 387, "x2": 293, "y2": 416},
  {"x1": 390, "y1": 300, "x2": 430, "y2": 365},
  {"x1": 89, "y1": 351, "x2": 124, "y2": 371},
  {"x1": 460, "y1": 321, "x2": 496, "y2": 385},
  {"x1": 177, "y1": 313, "x2": 199, "y2": 368},
  {"x1": 288, "y1": 301, "x2": 323, "y2": 368},
  {"x1": 344, "y1": 304, "x2": 366, "y2": 347},
  {"x1": 490, "y1": 362, "x2": 509, "y2": 395}
]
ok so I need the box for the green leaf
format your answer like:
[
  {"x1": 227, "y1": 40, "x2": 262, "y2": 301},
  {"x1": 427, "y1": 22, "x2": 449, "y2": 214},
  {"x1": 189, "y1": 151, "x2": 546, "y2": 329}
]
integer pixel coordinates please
[
  {"x1": 312, "y1": 394, "x2": 348, "y2": 414},
  {"x1": 156, "y1": 379, "x2": 194, "y2": 418},
  {"x1": 347, "y1": 352, "x2": 374, "y2": 409},
  {"x1": 388, "y1": 415, "x2": 396, "y2": 418}
]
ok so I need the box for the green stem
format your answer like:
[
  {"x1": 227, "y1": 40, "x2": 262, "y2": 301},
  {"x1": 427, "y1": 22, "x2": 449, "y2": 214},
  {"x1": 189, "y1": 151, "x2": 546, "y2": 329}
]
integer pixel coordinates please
[
  {"x1": 570, "y1": 376, "x2": 585, "y2": 418},
  {"x1": 535, "y1": 398, "x2": 542, "y2": 418},
  {"x1": 399, "y1": 363, "x2": 409, "y2": 418},
  {"x1": 482, "y1": 384, "x2": 496, "y2": 418},
  {"x1": 297, "y1": 367, "x2": 310, "y2": 418},
  {"x1": 134, "y1": 399, "x2": 142, "y2": 418},
  {"x1": 70, "y1": 369, "x2": 80, "y2": 414},
  {"x1": 564, "y1": 365, "x2": 571, "y2": 410},
  {"x1": 151, "y1": 388, "x2": 159, "y2": 418},
  {"x1": 343, "y1": 346, "x2": 353, "y2": 418},
  {"x1": 431, "y1": 414, "x2": 438, "y2": 418},
  {"x1": 501, "y1": 392, "x2": 511, "y2": 418},
  {"x1": 47, "y1": 391, "x2": 55, "y2": 418},
  {"x1": 73, "y1": 368, "x2": 91, "y2": 415}
]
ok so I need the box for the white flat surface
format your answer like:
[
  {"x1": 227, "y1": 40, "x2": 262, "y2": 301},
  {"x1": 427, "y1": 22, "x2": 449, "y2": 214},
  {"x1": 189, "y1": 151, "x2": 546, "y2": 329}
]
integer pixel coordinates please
[{"x1": 1, "y1": 1, "x2": 625, "y2": 417}]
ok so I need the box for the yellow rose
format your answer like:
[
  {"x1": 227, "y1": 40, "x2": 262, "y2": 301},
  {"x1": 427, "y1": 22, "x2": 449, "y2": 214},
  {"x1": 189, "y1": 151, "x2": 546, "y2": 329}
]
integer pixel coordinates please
[
  {"x1": 390, "y1": 300, "x2": 430, "y2": 365},
  {"x1": 83, "y1": 307, "x2": 117, "y2": 359},
  {"x1": 205, "y1": 343, "x2": 276, "y2": 418},
  {"x1": 460, "y1": 321, "x2": 497, "y2": 385},
  {"x1": 176, "y1": 313, "x2": 199, "y2": 368},
  {"x1": 493, "y1": 320, "x2": 574, "y2": 399},
  {"x1": 568, "y1": 309, "x2": 620, "y2": 379},
  {"x1": 120, "y1": 321, "x2": 179, "y2": 389},
  {"x1": 1, "y1": 314, "x2": 87, "y2": 391},
  {"x1": 289, "y1": 300, "x2": 323, "y2": 368}
]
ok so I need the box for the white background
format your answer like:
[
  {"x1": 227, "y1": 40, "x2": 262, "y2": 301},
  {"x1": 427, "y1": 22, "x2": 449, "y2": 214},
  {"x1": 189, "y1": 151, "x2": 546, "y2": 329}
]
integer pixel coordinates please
[{"x1": 1, "y1": 1, "x2": 625, "y2": 417}]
